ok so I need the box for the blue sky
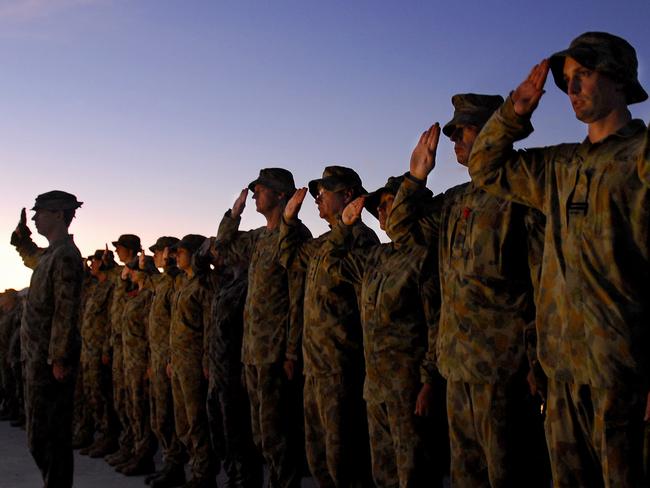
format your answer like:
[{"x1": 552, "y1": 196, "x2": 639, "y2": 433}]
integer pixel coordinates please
[{"x1": 1, "y1": 0, "x2": 649, "y2": 290}]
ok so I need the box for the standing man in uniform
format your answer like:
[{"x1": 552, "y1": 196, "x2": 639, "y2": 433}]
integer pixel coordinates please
[
  {"x1": 468, "y1": 32, "x2": 649, "y2": 487},
  {"x1": 279, "y1": 166, "x2": 377, "y2": 487},
  {"x1": 10, "y1": 190, "x2": 84, "y2": 488},
  {"x1": 216, "y1": 168, "x2": 310, "y2": 488}
]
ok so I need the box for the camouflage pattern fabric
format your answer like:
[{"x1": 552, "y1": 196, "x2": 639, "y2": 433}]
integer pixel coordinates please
[
  {"x1": 468, "y1": 97, "x2": 650, "y2": 487},
  {"x1": 148, "y1": 268, "x2": 185, "y2": 465},
  {"x1": 122, "y1": 285, "x2": 157, "y2": 460},
  {"x1": 11, "y1": 232, "x2": 83, "y2": 488},
  {"x1": 639, "y1": 123, "x2": 650, "y2": 187},
  {"x1": 0, "y1": 300, "x2": 22, "y2": 415},
  {"x1": 544, "y1": 380, "x2": 646, "y2": 488},
  {"x1": 170, "y1": 272, "x2": 216, "y2": 479}
]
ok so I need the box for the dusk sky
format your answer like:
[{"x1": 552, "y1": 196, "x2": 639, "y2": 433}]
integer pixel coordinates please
[{"x1": 2, "y1": 0, "x2": 649, "y2": 291}]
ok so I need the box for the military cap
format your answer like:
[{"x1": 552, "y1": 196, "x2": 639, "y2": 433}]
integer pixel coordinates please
[
  {"x1": 308, "y1": 166, "x2": 367, "y2": 199},
  {"x1": 550, "y1": 32, "x2": 648, "y2": 105},
  {"x1": 364, "y1": 174, "x2": 406, "y2": 219},
  {"x1": 126, "y1": 256, "x2": 159, "y2": 274},
  {"x1": 173, "y1": 234, "x2": 208, "y2": 254},
  {"x1": 148, "y1": 236, "x2": 180, "y2": 253},
  {"x1": 112, "y1": 234, "x2": 141, "y2": 252},
  {"x1": 247, "y1": 168, "x2": 296, "y2": 195},
  {"x1": 442, "y1": 94, "x2": 504, "y2": 137},
  {"x1": 31, "y1": 190, "x2": 83, "y2": 211}
]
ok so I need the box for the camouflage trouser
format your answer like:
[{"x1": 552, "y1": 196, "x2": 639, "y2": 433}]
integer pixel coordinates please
[
  {"x1": 447, "y1": 377, "x2": 545, "y2": 488},
  {"x1": 24, "y1": 359, "x2": 78, "y2": 488},
  {"x1": 207, "y1": 374, "x2": 263, "y2": 488},
  {"x1": 171, "y1": 353, "x2": 215, "y2": 479},
  {"x1": 150, "y1": 357, "x2": 186, "y2": 465},
  {"x1": 545, "y1": 380, "x2": 646, "y2": 488},
  {"x1": 112, "y1": 339, "x2": 133, "y2": 452},
  {"x1": 81, "y1": 349, "x2": 116, "y2": 439},
  {"x1": 73, "y1": 365, "x2": 94, "y2": 439},
  {"x1": 0, "y1": 354, "x2": 17, "y2": 413},
  {"x1": 124, "y1": 352, "x2": 157, "y2": 460},
  {"x1": 303, "y1": 372, "x2": 372, "y2": 488},
  {"x1": 366, "y1": 381, "x2": 443, "y2": 488},
  {"x1": 245, "y1": 363, "x2": 302, "y2": 488}
]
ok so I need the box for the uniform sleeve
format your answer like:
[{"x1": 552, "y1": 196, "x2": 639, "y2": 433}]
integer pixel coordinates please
[
  {"x1": 638, "y1": 122, "x2": 650, "y2": 187},
  {"x1": 10, "y1": 226, "x2": 45, "y2": 270},
  {"x1": 468, "y1": 96, "x2": 548, "y2": 211},
  {"x1": 385, "y1": 176, "x2": 443, "y2": 248},
  {"x1": 419, "y1": 248, "x2": 441, "y2": 384},
  {"x1": 102, "y1": 284, "x2": 115, "y2": 358},
  {"x1": 48, "y1": 251, "x2": 83, "y2": 365},
  {"x1": 216, "y1": 210, "x2": 256, "y2": 264},
  {"x1": 202, "y1": 282, "x2": 216, "y2": 373},
  {"x1": 324, "y1": 221, "x2": 370, "y2": 286},
  {"x1": 278, "y1": 216, "x2": 318, "y2": 271},
  {"x1": 285, "y1": 224, "x2": 312, "y2": 361}
]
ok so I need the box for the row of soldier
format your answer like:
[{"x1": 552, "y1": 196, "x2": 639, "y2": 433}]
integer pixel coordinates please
[{"x1": 4, "y1": 30, "x2": 650, "y2": 488}]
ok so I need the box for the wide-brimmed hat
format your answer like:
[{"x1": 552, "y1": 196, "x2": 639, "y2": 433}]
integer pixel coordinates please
[
  {"x1": 112, "y1": 234, "x2": 141, "y2": 252},
  {"x1": 173, "y1": 234, "x2": 208, "y2": 254},
  {"x1": 126, "y1": 256, "x2": 159, "y2": 274},
  {"x1": 308, "y1": 166, "x2": 366, "y2": 199},
  {"x1": 364, "y1": 175, "x2": 405, "y2": 219},
  {"x1": 148, "y1": 236, "x2": 180, "y2": 253},
  {"x1": 442, "y1": 94, "x2": 504, "y2": 137},
  {"x1": 549, "y1": 31, "x2": 648, "y2": 105},
  {"x1": 31, "y1": 190, "x2": 83, "y2": 211},
  {"x1": 247, "y1": 168, "x2": 296, "y2": 195}
]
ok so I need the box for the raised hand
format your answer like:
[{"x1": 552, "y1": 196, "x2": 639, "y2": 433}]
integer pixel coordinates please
[
  {"x1": 14, "y1": 208, "x2": 29, "y2": 238},
  {"x1": 138, "y1": 250, "x2": 146, "y2": 270},
  {"x1": 284, "y1": 187, "x2": 308, "y2": 222},
  {"x1": 342, "y1": 196, "x2": 366, "y2": 226},
  {"x1": 512, "y1": 59, "x2": 550, "y2": 117},
  {"x1": 232, "y1": 188, "x2": 248, "y2": 218},
  {"x1": 410, "y1": 123, "x2": 440, "y2": 180},
  {"x1": 102, "y1": 243, "x2": 111, "y2": 265}
]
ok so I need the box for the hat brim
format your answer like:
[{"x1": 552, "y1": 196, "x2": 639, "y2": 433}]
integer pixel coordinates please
[
  {"x1": 248, "y1": 178, "x2": 295, "y2": 195},
  {"x1": 308, "y1": 177, "x2": 367, "y2": 199},
  {"x1": 550, "y1": 47, "x2": 648, "y2": 104},
  {"x1": 443, "y1": 113, "x2": 488, "y2": 137},
  {"x1": 363, "y1": 188, "x2": 387, "y2": 220}
]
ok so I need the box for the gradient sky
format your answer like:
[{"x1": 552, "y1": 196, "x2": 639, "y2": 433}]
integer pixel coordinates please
[{"x1": 2, "y1": 0, "x2": 649, "y2": 291}]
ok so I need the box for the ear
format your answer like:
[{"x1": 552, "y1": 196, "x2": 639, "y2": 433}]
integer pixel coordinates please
[{"x1": 343, "y1": 188, "x2": 356, "y2": 205}]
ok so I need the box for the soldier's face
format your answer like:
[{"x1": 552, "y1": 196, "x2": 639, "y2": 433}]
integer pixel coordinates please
[
  {"x1": 252, "y1": 184, "x2": 281, "y2": 215},
  {"x1": 176, "y1": 247, "x2": 192, "y2": 271},
  {"x1": 377, "y1": 192, "x2": 395, "y2": 231},
  {"x1": 563, "y1": 57, "x2": 624, "y2": 123},
  {"x1": 449, "y1": 125, "x2": 480, "y2": 166},
  {"x1": 153, "y1": 249, "x2": 166, "y2": 268},
  {"x1": 32, "y1": 208, "x2": 62, "y2": 237},
  {"x1": 90, "y1": 258, "x2": 102, "y2": 276},
  {"x1": 315, "y1": 186, "x2": 349, "y2": 223},
  {"x1": 114, "y1": 245, "x2": 133, "y2": 263}
]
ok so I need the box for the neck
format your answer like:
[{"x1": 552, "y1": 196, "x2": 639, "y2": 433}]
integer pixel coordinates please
[
  {"x1": 184, "y1": 267, "x2": 195, "y2": 279},
  {"x1": 264, "y1": 206, "x2": 283, "y2": 230},
  {"x1": 587, "y1": 107, "x2": 631, "y2": 143},
  {"x1": 137, "y1": 279, "x2": 146, "y2": 291},
  {"x1": 45, "y1": 227, "x2": 69, "y2": 245}
]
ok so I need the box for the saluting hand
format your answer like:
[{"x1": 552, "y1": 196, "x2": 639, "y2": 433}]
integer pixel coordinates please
[
  {"x1": 284, "y1": 187, "x2": 308, "y2": 222},
  {"x1": 102, "y1": 244, "x2": 110, "y2": 265},
  {"x1": 512, "y1": 59, "x2": 550, "y2": 117},
  {"x1": 14, "y1": 208, "x2": 28, "y2": 238},
  {"x1": 342, "y1": 196, "x2": 366, "y2": 226},
  {"x1": 410, "y1": 123, "x2": 440, "y2": 181},
  {"x1": 232, "y1": 189, "x2": 248, "y2": 219}
]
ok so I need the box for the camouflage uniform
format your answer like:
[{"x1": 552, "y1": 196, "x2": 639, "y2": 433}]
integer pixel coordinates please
[
  {"x1": 0, "y1": 294, "x2": 22, "y2": 418},
  {"x1": 79, "y1": 270, "x2": 117, "y2": 449},
  {"x1": 468, "y1": 32, "x2": 649, "y2": 488},
  {"x1": 169, "y1": 235, "x2": 217, "y2": 482},
  {"x1": 11, "y1": 190, "x2": 84, "y2": 488},
  {"x1": 387, "y1": 94, "x2": 546, "y2": 487},
  {"x1": 278, "y1": 170, "x2": 378, "y2": 488},
  {"x1": 148, "y1": 266, "x2": 186, "y2": 469},
  {"x1": 122, "y1": 280, "x2": 157, "y2": 463},
  {"x1": 9, "y1": 313, "x2": 25, "y2": 425},
  {"x1": 323, "y1": 178, "x2": 445, "y2": 488},
  {"x1": 216, "y1": 183, "x2": 310, "y2": 488},
  {"x1": 206, "y1": 266, "x2": 262, "y2": 488}
]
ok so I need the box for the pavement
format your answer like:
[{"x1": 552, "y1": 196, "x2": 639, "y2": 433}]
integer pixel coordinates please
[{"x1": 0, "y1": 419, "x2": 320, "y2": 488}]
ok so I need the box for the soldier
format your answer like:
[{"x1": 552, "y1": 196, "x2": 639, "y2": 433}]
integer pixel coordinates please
[
  {"x1": 105, "y1": 234, "x2": 142, "y2": 468},
  {"x1": 8, "y1": 293, "x2": 26, "y2": 429},
  {"x1": 169, "y1": 234, "x2": 216, "y2": 488},
  {"x1": 468, "y1": 32, "x2": 649, "y2": 487},
  {"x1": 279, "y1": 166, "x2": 378, "y2": 487},
  {"x1": 203, "y1": 241, "x2": 262, "y2": 488},
  {"x1": 215, "y1": 168, "x2": 310, "y2": 488},
  {"x1": 144, "y1": 236, "x2": 188, "y2": 488},
  {"x1": 386, "y1": 94, "x2": 546, "y2": 486},
  {"x1": 116, "y1": 256, "x2": 159, "y2": 476},
  {"x1": 0, "y1": 289, "x2": 22, "y2": 423},
  {"x1": 78, "y1": 250, "x2": 120, "y2": 458},
  {"x1": 321, "y1": 175, "x2": 447, "y2": 487},
  {"x1": 10, "y1": 190, "x2": 84, "y2": 488}
]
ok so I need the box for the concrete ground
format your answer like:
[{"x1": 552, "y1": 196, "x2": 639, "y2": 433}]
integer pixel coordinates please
[{"x1": 0, "y1": 419, "x2": 320, "y2": 488}]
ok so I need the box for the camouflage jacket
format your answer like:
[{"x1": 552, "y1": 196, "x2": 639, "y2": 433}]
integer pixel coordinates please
[
  {"x1": 279, "y1": 217, "x2": 379, "y2": 376},
  {"x1": 80, "y1": 276, "x2": 114, "y2": 358},
  {"x1": 0, "y1": 302, "x2": 22, "y2": 361},
  {"x1": 325, "y1": 220, "x2": 440, "y2": 401},
  {"x1": 148, "y1": 268, "x2": 181, "y2": 366},
  {"x1": 108, "y1": 266, "x2": 129, "y2": 351},
  {"x1": 206, "y1": 269, "x2": 248, "y2": 387},
  {"x1": 468, "y1": 97, "x2": 650, "y2": 388},
  {"x1": 387, "y1": 176, "x2": 539, "y2": 384},
  {"x1": 639, "y1": 123, "x2": 650, "y2": 187},
  {"x1": 11, "y1": 232, "x2": 83, "y2": 366},
  {"x1": 169, "y1": 272, "x2": 214, "y2": 371},
  {"x1": 216, "y1": 210, "x2": 311, "y2": 365},
  {"x1": 122, "y1": 284, "x2": 154, "y2": 371}
]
